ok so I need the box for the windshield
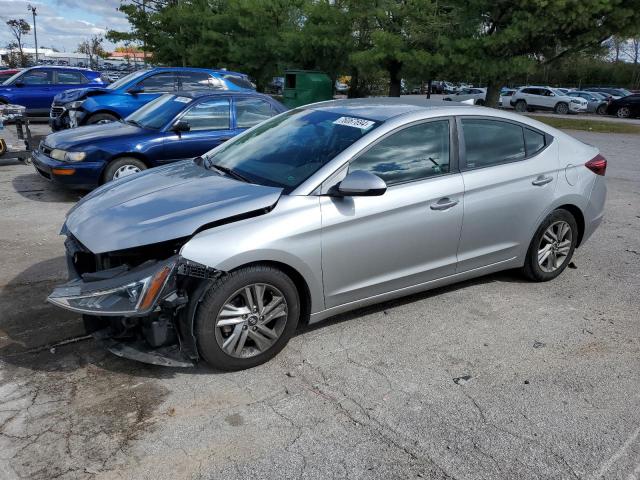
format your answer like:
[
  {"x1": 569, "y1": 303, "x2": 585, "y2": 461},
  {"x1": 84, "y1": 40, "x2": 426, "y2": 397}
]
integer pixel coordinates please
[
  {"x1": 107, "y1": 70, "x2": 149, "y2": 90},
  {"x1": 204, "y1": 109, "x2": 381, "y2": 192},
  {"x1": 3, "y1": 70, "x2": 24, "y2": 85},
  {"x1": 125, "y1": 93, "x2": 192, "y2": 129}
]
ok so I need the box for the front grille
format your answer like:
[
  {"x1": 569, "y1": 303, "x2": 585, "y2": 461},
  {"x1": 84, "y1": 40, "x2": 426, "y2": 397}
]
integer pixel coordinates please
[
  {"x1": 177, "y1": 260, "x2": 221, "y2": 280},
  {"x1": 50, "y1": 106, "x2": 64, "y2": 118}
]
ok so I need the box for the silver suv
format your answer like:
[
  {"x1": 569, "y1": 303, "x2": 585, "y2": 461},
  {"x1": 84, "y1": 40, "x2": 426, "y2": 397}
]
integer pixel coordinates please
[{"x1": 511, "y1": 86, "x2": 587, "y2": 114}]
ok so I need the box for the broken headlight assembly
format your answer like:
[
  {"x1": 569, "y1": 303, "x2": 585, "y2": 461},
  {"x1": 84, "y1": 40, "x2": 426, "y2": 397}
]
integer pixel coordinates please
[{"x1": 48, "y1": 258, "x2": 177, "y2": 316}]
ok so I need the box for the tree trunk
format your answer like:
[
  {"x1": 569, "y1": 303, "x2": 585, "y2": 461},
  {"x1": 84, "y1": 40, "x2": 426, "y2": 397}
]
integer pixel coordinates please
[
  {"x1": 348, "y1": 69, "x2": 360, "y2": 98},
  {"x1": 426, "y1": 79, "x2": 432, "y2": 99},
  {"x1": 485, "y1": 80, "x2": 501, "y2": 108},
  {"x1": 388, "y1": 60, "x2": 402, "y2": 97}
]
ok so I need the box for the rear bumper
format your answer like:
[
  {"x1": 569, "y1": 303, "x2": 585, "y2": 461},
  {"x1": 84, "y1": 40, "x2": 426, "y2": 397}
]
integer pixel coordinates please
[
  {"x1": 582, "y1": 175, "x2": 606, "y2": 245},
  {"x1": 31, "y1": 149, "x2": 102, "y2": 189}
]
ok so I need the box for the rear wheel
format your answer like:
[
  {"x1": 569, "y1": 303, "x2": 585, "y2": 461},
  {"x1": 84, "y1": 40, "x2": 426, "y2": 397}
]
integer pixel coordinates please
[
  {"x1": 554, "y1": 102, "x2": 569, "y2": 114},
  {"x1": 102, "y1": 157, "x2": 147, "y2": 183},
  {"x1": 515, "y1": 100, "x2": 527, "y2": 112},
  {"x1": 475, "y1": 99, "x2": 485, "y2": 106},
  {"x1": 616, "y1": 106, "x2": 631, "y2": 118},
  {"x1": 522, "y1": 209, "x2": 578, "y2": 282},
  {"x1": 596, "y1": 104, "x2": 607, "y2": 115},
  {"x1": 195, "y1": 265, "x2": 300, "y2": 371},
  {"x1": 86, "y1": 112, "x2": 119, "y2": 125}
]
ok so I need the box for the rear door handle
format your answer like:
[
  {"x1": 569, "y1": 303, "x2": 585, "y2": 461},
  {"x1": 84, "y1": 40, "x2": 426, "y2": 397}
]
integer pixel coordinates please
[
  {"x1": 430, "y1": 198, "x2": 459, "y2": 211},
  {"x1": 532, "y1": 175, "x2": 553, "y2": 186}
]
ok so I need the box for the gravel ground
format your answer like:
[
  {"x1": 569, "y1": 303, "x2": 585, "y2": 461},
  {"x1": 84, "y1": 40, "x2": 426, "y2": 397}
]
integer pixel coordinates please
[{"x1": 0, "y1": 126, "x2": 639, "y2": 480}]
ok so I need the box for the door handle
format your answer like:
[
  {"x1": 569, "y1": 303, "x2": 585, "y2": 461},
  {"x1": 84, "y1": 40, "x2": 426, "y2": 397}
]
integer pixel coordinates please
[
  {"x1": 532, "y1": 175, "x2": 553, "y2": 186},
  {"x1": 430, "y1": 198, "x2": 459, "y2": 210}
]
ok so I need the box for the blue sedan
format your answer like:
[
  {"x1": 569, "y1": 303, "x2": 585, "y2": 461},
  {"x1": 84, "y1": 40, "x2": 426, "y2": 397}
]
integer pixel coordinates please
[
  {"x1": 49, "y1": 67, "x2": 255, "y2": 131},
  {"x1": 32, "y1": 91, "x2": 286, "y2": 189}
]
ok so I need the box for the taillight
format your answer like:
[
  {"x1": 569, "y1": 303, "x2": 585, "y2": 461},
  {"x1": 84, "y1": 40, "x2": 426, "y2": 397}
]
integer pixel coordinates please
[{"x1": 585, "y1": 154, "x2": 607, "y2": 176}]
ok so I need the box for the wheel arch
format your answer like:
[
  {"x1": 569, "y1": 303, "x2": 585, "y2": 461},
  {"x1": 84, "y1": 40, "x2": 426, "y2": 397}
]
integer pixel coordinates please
[
  {"x1": 556, "y1": 203, "x2": 585, "y2": 247},
  {"x1": 100, "y1": 153, "x2": 151, "y2": 183},
  {"x1": 83, "y1": 109, "x2": 122, "y2": 124}
]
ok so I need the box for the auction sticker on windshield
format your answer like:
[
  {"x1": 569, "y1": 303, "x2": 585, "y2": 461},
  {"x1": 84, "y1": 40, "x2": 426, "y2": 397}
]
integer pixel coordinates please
[
  {"x1": 333, "y1": 116, "x2": 375, "y2": 130},
  {"x1": 174, "y1": 96, "x2": 192, "y2": 103}
]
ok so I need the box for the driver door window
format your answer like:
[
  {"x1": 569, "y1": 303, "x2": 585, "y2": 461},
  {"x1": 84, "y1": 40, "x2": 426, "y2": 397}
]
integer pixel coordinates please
[
  {"x1": 349, "y1": 120, "x2": 450, "y2": 186},
  {"x1": 138, "y1": 73, "x2": 176, "y2": 93},
  {"x1": 181, "y1": 98, "x2": 230, "y2": 131}
]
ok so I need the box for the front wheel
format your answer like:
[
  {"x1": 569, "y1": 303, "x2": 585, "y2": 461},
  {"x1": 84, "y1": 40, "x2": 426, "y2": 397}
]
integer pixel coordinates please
[
  {"x1": 616, "y1": 107, "x2": 631, "y2": 118},
  {"x1": 596, "y1": 104, "x2": 607, "y2": 115},
  {"x1": 522, "y1": 209, "x2": 578, "y2": 282},
  {"x1": 515, "y1": 100, "x2": 527, "y2": 112},
  {"x1": 554, "y1": 102, "x2": 569, "y2": 115},
  {"x1": 102, "y1": 157, "x2": 147, "y2": 183},
  {"x1": 86, "y1": 112, "x2": 119, "y2": 125},
  {"x1": 195, "y1": 265, "x2": 300, "y2": 371}
]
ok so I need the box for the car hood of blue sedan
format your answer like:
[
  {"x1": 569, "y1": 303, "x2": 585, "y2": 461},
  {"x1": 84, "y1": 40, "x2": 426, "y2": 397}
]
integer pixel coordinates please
[
  {"x1": 64, "y1": 160, "x2": 283, "y2": 254},
  {"x1": 45, "y1": 121, "x2": 144, "y2": 149}
]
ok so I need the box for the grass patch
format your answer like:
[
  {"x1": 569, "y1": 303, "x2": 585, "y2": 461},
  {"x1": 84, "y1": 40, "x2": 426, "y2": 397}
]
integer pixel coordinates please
[{"x1": 531, "y1": 116, "x2": 640, "y2": 134}]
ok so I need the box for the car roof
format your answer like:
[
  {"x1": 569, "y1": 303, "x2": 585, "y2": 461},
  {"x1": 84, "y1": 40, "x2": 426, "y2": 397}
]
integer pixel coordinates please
[
  {"x1": 27, "y1": 65, "x2": 95, "y2": 72},
  {"x1": 308, "y1": 97, "x2": 469, "y2": 121},
  {"x1": 147, "y1": 66, "x2": 248, "y2": 77},
  {"x1": 172, "y1": 90, "x2": 269, "y2": 100}
]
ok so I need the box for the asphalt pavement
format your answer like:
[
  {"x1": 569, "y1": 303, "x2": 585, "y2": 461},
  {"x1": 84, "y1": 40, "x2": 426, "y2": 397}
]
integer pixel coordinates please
[{"x1": 0, "y1": 126, "x2": 639, "y2": 479}]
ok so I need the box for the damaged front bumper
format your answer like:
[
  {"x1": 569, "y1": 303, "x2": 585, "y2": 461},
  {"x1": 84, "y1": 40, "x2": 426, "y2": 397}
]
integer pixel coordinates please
[{"x1": 48, "y1": 239, "x2": 221, "y2": 367}]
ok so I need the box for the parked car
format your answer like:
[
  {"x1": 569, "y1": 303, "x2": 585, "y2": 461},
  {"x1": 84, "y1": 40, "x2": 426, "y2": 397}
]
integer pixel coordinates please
[
  {"x1": 47, "y1": 99, "x2": 607, "y2": 370},
  {"x1": 0, "y1": 69, "x2": 20, "y2": 83},
  {"x1": 500, "y1": 89, "x2": 516, "y2": 108},
  {"x1": 605, "y1": 94, "x2": 640, "y2": 118},
  {"x1": 443, "y1": 87, "x2": 487, "y2": 105},
  {"x1": 584, "y1": 87, "x2": 631, "y2": 100},
  {"x1": 335, "y1": 81, "x2": 349, "y2": 93},
  {"x1": 566, "y1": 91, "x2": 608, "y2": 115},
  {"x1": 32, "y1": 91, "x2": 285, "y2": 189},
  {"x1": 49, "y1": 67, "x2": 255, "y2": 131},
  {"x1": 0, "y1": 66, "x2": 104, "y2": 115},
  {"x1": 511, "y1": 86, "x2": 588, "y2": 114}
]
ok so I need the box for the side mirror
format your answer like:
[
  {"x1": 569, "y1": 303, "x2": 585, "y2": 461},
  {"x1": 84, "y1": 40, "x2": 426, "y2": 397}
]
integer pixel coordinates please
[
  {"x1": 127, "y1": 86, "x2": 144, "y2": 95},
  {"x1": 334, "y1": 170, "x2": 387, "y2": 197},
  {"x1": 172, "y1": 120, "x2": 190, "y2": 133}
]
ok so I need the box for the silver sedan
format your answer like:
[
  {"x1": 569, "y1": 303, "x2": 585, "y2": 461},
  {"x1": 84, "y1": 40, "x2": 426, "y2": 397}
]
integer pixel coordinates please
[{"x1": 48, "y1": 99, "x2": 607, "y2": 370}]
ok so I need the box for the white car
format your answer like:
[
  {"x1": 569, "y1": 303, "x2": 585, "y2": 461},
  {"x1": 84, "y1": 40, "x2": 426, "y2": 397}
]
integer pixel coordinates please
[
  {"x1": 500, "y1": 89, "x2": 516, "y2": 109},
  {"x1": 444, "y1": 87, "x2": 487, "y2": 105},
  {"x1": 511, "y1": 86, "x2": 588, "y2": 114}
]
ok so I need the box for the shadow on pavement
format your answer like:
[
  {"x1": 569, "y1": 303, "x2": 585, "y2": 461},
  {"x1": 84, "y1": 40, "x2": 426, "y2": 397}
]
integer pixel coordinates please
[{"x1": 11, "y1": 172, "x2": 83, "y2": 203}]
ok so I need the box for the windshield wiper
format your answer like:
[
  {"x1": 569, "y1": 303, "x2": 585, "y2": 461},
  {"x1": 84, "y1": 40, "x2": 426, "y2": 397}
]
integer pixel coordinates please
[
  {"x1": 209, "y1": 163, "x2": 251, "y2": 183},
  {"x1": 126, "y1": 119, "x2": 142, "y2": 128}
]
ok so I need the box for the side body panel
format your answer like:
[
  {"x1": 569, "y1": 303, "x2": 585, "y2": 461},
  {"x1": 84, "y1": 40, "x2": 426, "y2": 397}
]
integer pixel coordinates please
[{"x1": 180, "y1": 196, "x2": 325, "y2": 314}]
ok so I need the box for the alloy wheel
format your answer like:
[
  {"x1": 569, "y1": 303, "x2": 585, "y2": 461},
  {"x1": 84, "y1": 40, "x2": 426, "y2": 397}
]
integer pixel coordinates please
[
  {"x1": 113, "y1": 164, "x2": 141, "y2": 180},
  {"x1": 617, "y1": 107, "x2": 631, "y2": 118},
  {"x1": 537, "y1": 221, "x2": 573, "y2": 273},
  {"x1": 556, "y1": 103, "x2": 569, "y2": 114},
  {"x1": 214, "y1": 283, "x2": 288, "y2": 358}
]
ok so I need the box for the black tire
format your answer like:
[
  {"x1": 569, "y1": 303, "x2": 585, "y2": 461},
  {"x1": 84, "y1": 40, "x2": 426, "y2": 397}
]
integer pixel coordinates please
[
  {"x1": 554, "y1": 102, "x2": 569, "y2": 115},
  {"x1": 596, "y1": 104, "x2": 607, "y2": 116},
  {"x1": 102, "y1": 157, "x2": 147, "y2": 183},
  {"x1": 85, "y1": 112, "x2": 119, "y2": 125},
  {"x1": 616, "y1": 107, "x2": 631, "y2": 119},
  {"x1": 522, "y1": 209, "x2": 578, "y2": 282},
  {"x1": 195, "y1": 265, "x2": 300, "y2": 371},
  {"x1": 515, "y1": 100, "x2": 527, "y2": 112},
  {"x1": 475, "y1": 99, "x2": 485, "y2": 106},
  {"x1": 0, "y1": 138, "x2": 6, "y2": 157}
]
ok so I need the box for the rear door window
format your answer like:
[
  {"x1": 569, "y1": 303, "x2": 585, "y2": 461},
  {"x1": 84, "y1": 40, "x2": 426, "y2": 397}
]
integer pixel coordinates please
[
  {"x1": 235, "y1": 98, "x2": 273, "y2": 128},
  {"x1": 56, "y1": 71, "x2": 88, "y2": 84},
  {"x1": 177, "y1": 71, "x2": 216, "y2": 90},
  {"x1": 19, "y1": 70, "x2": 53, "y2": 85},
  {"x1": 461, "y1": 118, "x2": 526, "y2": 169}
]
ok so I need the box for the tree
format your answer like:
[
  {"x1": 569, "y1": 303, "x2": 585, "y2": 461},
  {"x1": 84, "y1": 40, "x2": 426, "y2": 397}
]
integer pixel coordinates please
[
  {"x1": 449, "y1": 0, "x2": 640, "y2": 107},
  {"x1": 6, "y1": 19, "x2": 31, "y2": 67},
  {"x1": 77, "y1": 35, "x2": 108, "y2": 69}
]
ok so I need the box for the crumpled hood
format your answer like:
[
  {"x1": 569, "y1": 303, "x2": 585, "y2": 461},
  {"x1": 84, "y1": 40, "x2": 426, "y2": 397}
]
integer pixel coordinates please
[
  {"x1": 65, "y1": 160, "x2": 283, "y2": 254},
  {"x1": 53, "y1": 87, "x2": 110, "y2": 104},
  {"x1": 44, "y1": 121, "x2": 143, "y2": 150}
]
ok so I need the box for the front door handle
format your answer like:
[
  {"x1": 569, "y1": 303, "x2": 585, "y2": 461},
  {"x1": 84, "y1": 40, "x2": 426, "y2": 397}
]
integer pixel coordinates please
[
  {"x1": 532, "y1": 175, "x2": 553, "y2": 186},
  {"x1": 430, "y1": 198, "x2": 459, "y2": 211}
]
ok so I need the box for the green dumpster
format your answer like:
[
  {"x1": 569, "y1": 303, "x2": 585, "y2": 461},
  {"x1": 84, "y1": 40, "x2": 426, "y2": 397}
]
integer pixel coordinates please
[{"x1": 282, "y1": 70, "x2": 333, "y2": 108}]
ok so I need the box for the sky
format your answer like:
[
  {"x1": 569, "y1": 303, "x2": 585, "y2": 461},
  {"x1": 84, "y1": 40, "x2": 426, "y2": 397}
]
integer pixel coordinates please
[{"x1": 0, "y1": 0, "x2": 131, "y2": 53}]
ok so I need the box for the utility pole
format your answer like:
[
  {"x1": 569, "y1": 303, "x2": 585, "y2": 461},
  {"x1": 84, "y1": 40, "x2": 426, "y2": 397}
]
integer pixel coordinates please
[{"x1": 28, "y1": 4, "x2": 38, "y2": 62}]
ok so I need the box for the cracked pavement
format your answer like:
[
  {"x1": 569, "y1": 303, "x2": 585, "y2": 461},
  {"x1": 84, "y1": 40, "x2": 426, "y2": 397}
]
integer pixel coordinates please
[{"x1": 1, "y1": 126, "x2": 639, "y2": 479}]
